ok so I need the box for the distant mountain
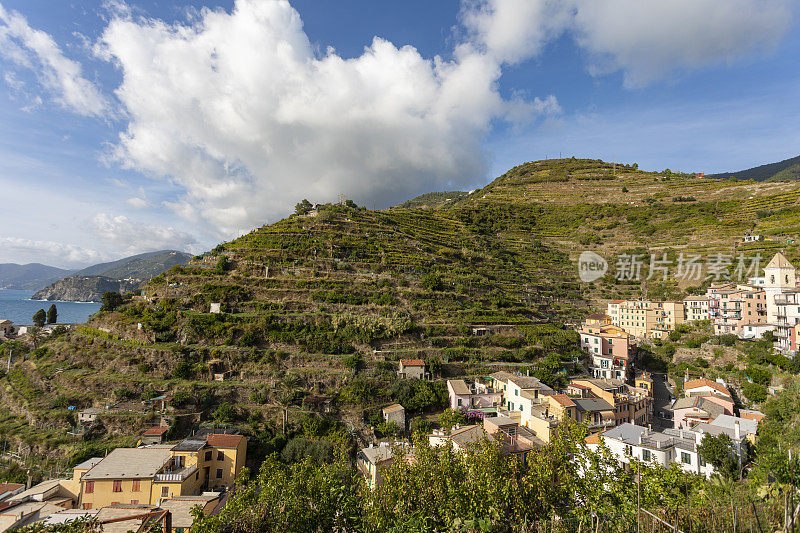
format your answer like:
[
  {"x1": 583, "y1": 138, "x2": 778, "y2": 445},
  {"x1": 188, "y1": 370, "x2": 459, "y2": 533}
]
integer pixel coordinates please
[
  {"x1": 0, "y1": 263, "x2": 73, "y2": 291},
  {"x1": 73, "y1": 250, "x2": 193, "y2": 279},
  {"x1": 708, "y1": 154, "x2": 800, "y2": 181},
  {"x1": 32, "y1": 250, "x2": 192, "y2": 302}
]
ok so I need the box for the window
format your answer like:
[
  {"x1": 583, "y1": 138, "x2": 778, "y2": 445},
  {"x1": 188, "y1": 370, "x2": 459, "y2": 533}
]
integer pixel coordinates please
[
  {"x1": 130, "y1": 499, "x2": 138, "y2": 505},
  {"x1": 624, "y1": 445, "x2": 632, "y2": 455},
  {"x1": 642, "y1": 449, "x2": 651, "y2": 461},
  {"x1": 457, "y1": 398, "x2": 462, "y2": 406},
  {"x1": 699, "y1": 456, "x2": 706, "y2": 467},
  {"x1": 161, "y1": 486, "x2": 169, "y2": 497},
  {"x1": 681, "y1": 452, "x2": 691, "y2": 464},
  {"x1": 83, "y1": 503, "x2": 92, "y2": 510},
  {"x1": 514, "y1": 389, "x2": 519, "y2": 396},
  {"x1": 85, "y1": 481, "x2": 94, "y2": 494},
  {"x1": 204, "y1": 450, "x2": 213, "y2": 461},
  {"x1": 217, "y1": 451, "x2": 224, "y2": 461},
  {"x1": 132, "y1": 480, "x2": 140, "y2": 492},
  {"x1": 112, "y1": 480, "x2": 122, "y2": 493},
  {"x1": 216, "y1": 468, "x2": 223, "y2": 479}
]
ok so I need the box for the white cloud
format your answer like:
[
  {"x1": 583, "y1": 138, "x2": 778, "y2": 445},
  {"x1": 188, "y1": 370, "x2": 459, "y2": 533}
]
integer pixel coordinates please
[
  {"x1": 462, "y1": 0, "x2": 795, "y2": 87},
  {"x1": 125, "y1": 196, "x2": 148, "y2": 209},
  {"x1": 95, "y1": 0, "x2": 558, "y2": 236},
  {"x1": 570, "y1": 0, "x2": 795, "y2": 87},
  {"x1": 86, "y1": 213, "x2": 200, "y2": 255},
  {"x1": 0, "y1": 2, "x2": 110, "y2": 116},
  {"x1": 0, "y1": 237, "x2": 104, "y2": 268}
]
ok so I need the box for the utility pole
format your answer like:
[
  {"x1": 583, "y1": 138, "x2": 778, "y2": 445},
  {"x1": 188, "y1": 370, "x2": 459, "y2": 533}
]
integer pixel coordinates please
[
  {"x1": 637, "y1": 460, "x2": 641, "y2": 533},
  {"x1": 6, "y1": 348, "x2": 12, "y2": 372}
]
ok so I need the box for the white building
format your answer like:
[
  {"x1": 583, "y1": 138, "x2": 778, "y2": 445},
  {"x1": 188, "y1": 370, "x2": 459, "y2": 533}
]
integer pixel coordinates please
[
  {"x1": 588, "y1": 422, "x2": 749, "y2": 478},
  {"x1": 738, "y1": 322, "x2": 775, "y2": 340},
  {"x1": 764, "y1": 252, "x2": 797, "y2": 325}
]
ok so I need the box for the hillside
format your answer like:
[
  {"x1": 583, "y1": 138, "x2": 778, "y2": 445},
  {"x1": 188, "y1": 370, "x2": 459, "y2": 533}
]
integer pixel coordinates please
[
  {"x1": 0, "y1": 263, "x2": 72, "y2": 291},
  {"x1": 73, "y1": 250, "x2": 192, "y2": 279},
  {"x1": 708, "y1": 153, "x2": 800, "y2": 181},
  {"x1": 32, "y1": 250, "x2": 191, "y2": 302},
  {"x1": 6, "y1": 158, "x2": 800, "y2": 489},
  {"x1": 396, "y1": 190, "x2": 471, "y2": 209}
]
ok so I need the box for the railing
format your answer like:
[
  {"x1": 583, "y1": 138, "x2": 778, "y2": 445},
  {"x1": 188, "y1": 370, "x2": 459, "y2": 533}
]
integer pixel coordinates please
[{"x1": 154, "y1": 464, "x2": 197, "y2": 482}]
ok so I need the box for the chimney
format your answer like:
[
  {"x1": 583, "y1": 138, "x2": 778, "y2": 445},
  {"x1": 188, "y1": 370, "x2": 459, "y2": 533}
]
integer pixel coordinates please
[{"x1": 734, "y1": 420, "x2": 741, "y2": 440}]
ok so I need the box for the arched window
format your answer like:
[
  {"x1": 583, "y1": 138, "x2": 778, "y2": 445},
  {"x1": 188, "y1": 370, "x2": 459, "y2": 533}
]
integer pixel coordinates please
[{"x1": 771, "y1": 275, "x2": 776, "y2": 283}]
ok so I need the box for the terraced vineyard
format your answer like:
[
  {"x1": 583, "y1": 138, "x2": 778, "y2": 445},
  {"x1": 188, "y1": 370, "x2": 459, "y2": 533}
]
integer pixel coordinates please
[{"x1": 6, "y1": 157, "x2": 800, "y2": 479}]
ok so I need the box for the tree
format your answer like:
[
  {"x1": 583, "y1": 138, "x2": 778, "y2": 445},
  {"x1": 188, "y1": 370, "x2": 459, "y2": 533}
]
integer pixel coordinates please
[
  {"x1": 32, "y1": 309, "x2": 46, "y2": 327},
  {"x1": 46, "y1": 304, "x2": 57, "y2": 324},
  {"x1": 698, "y1": 433, "x2": 738, "y2": 479},
  {"x1": 214, "y1": 255, "x2": 230, "y2": 275},
  {"x1": 438, "y1": 408, "x2": 466, "y2": 432},
  {"x1": 294, "y1": 198, "x2": 313, "y2": 215},
  {"x1": 101, "y1": 291, "x2": 123, "y2": 312}
]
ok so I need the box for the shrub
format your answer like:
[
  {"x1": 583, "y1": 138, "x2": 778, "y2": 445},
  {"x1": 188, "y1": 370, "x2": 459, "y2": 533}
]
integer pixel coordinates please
[{"x1": 742, "y1": 382, "x2": 767, "y2": 403}]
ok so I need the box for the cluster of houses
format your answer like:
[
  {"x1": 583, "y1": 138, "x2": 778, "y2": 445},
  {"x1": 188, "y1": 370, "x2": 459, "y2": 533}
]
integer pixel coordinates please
[
  {"x1": 358, "y1": 369, "x2": 654, "y2": 488},
  {"x1": 0, "y1": 429, "x2": 246, "y2": 532},
  {"x1": 589, "y1": 377, "x2": 762, "y2": 477},
  {"x1": 603, "y1": 252, "x2": 800, "y2": 355}
]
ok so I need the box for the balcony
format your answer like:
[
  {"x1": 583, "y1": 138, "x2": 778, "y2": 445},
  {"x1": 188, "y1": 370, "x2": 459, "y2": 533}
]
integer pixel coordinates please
[{"x1": 154, "y1": 464, "x2": 198, "y2": 482}]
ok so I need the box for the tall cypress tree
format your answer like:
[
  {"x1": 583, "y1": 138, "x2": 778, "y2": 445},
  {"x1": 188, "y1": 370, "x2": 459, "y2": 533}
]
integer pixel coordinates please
[{"x1": 47, "y1": 304, "x2": 58, "y2": 324}]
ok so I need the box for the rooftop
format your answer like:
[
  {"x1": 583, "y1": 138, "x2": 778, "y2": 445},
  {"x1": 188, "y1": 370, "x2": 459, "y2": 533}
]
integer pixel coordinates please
[
  {"x1": 447, "y1": 379, "x2": 471, "y2": 396},
  {"x1": 206, "y1": 434, "x2": 245, "y2": 449},
  {"x1": 82, "y1": 448, "x2": 172, "y2": 480},
  {"x1": 710, "y1": 414, "x2": 758, "y2": 435},
  {"x1": 160, "y1": 493, "x2": 221, "y2": 528},
  {"x1": 672, "y1": 396, "x2": 726, "y2": 419},
  {"x1": 359, "y1": 444, "x2": 395, "y2": 465},
  {"x1": 382, "y1": 403, "x2": 405, "y2": 414},
  {"x1": 549, "y1": 394, "x2": 576, "y2": 408},
  {"x1": 572, "y1": 397, "x2": 614, "y2": 413},
  {"x1": 72, "y1": 457, "x2": 103, "y2": 471},
  {"x1": 399, "y1": 359, "x2": 424, "y2": 367},
  {"x1": 683, "y1": 378, "x2": 731, "y2": 398}
]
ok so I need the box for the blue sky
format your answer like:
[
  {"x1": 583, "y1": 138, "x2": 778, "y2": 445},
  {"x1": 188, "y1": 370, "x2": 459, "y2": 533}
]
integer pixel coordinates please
[{"x1": 0, "y1": 0, "x2": 798, "y2": 268}]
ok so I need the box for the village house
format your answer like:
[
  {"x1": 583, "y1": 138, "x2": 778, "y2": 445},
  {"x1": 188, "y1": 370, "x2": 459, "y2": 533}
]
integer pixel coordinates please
[
  {"x1": 483, "y1": 416, "x2": 542, "y2": 461},
  {"x1": 77, "y1": 432, "x2": 246, "y2": 509},
  {"x1": 357, "y1": 444, "x2": 396, "y2": 489},
  {"x1": 587, "y1": 423, "x2": 716, "y2": 478},
  {"x1": 607, "y1": 300, "x2": 685, "y2": 339},
  {"x1": 397, "y1": 359, "x2": 427, "y2": 379},
  {"x1": 683, "y1": 296, "x2": 710, "y2": 322},
  {"x1": 682, "y1": 378, "x2": 735, "y2": 416},
  {"x1": 522, "y1": 394, "x2": 577, "y2": 443},
  {"x1": 382, "y1": 404, "x2": 406, "y2": 431},
  {"x1": 429, "y1": 425, "x2": 487, "y2": 452},
  {"x1": 77, "y1": 407, "x2": 103, "y2": 425},
  {"x1": 446, "y1": 379, "x2": 502, "y2": 413},
  {"x1": 141, "y1": 427, "x2": 169, "y2": 446},
  {"x1": 709, "y1": 285, "x2": 767, "y2": 336},
  {"x1": 577, "y1": 314, "x2": 636, "y2": 381},
  {"x1": 739, "y1": 322, "x2": 776, "y2": 340},
  {"x1": 0, "y1": 320, "x2": 13, "y2": 339},
  {"x1": 671, "y1": 396, "x2": 726, "y2": 429},
  {"x1": 569, "y1": 378, "x2": 650, "y2": 426},
  {"x1": 159, "y1": 492, "x2": 222, "y2": 533}
]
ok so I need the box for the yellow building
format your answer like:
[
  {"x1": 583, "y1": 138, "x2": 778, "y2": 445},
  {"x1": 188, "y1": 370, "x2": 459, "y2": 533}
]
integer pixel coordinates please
[
  {"x1": 608, "y1": 299, "x2": 685, "y2": 339},
  {"x1": 77, "y1": 433, "x2": 246, "y2": 509}
]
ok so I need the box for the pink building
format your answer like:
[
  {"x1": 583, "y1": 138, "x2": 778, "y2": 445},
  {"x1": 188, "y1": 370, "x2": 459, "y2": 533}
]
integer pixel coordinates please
[{"x1": 578, "y1": 316, "x2": 636, "y2": 381}]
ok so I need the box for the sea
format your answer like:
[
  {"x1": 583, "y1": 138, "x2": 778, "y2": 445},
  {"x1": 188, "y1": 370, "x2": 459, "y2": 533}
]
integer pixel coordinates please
[{"x1": 0, "y1": 289, "x2": 101, "y2": 325}]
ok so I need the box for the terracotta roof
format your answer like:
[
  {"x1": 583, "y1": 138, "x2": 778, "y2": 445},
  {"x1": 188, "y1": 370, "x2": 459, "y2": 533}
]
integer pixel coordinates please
[
  {"x1": 142, "y1": 427, "x2": 168, "y2": 436},
  {"x1": 400, "y1": 359, "x2": 425, "y2": 366},
  {"x1": 584, "y1": 433, "x2": 601, "y2": 445},
  {"x1": 206, "y1": 434, "x2": 245, "y2": 449},
  {"x1": 609, "y1": 300, "x2": 624, "y2": 304},
  {"x1": 549, "y1": 394, "x2": 576, "y2": 408},
  {"x1": 0, "y1": 482, "x2": 24, "y2": 494},
  {"x1": 683, "y1": 378, "x2": 731, "y2": 398}
]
